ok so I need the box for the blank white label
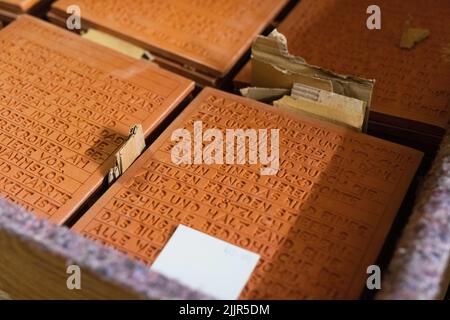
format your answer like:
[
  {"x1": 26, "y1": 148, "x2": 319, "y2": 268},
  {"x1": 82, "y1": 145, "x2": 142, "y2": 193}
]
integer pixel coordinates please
[{"x1": 151, "y1": 225, "x2": 260, "y2": 300}]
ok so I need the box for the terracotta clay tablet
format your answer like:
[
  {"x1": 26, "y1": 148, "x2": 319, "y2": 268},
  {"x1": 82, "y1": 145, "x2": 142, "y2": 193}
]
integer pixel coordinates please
[
  {"x1": 73, "y1": 88, "x2": 422, "y2": 299},
  {"x1": 235, "y1": 0, "x2": 450, "y2": 138},
  {"x1": 50, "y1": 0, "x2": 289, "y2": 79},
  {"x1": 0, "y1": 15, "x2": 194, "y2": 224},
  {"x1": 0, "y1": 0, "x2": 45, "y2": 22},
  {"x1": 0, "y1": 0, "x2": 41, "y2": 13}
]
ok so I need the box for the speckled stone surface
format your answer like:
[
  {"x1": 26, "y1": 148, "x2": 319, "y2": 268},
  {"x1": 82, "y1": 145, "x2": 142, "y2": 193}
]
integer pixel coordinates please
[
  {"x1": 377, "y1": 126, "x2": 450, "y2": 300},
  {"x1": 0, "y1": 198, "x2": 210, "y2": 300}
]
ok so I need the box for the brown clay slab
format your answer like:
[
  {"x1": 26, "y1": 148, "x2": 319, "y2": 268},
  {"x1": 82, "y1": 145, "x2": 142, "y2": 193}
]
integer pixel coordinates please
[
  {"x1": 235, "y1": 0, "x2": 450, "y2": 136},
  {"x1": 45, "y1": 11, "x2": 221, "y2": 86},
  {"x1": 0, "y1": 1, "x2": 53, "y2": 25},
  {"x1": 50, "y1": 0, "x2": 289, "y2": 79},
  {"x1": 73, "y1": 87, "x2": 422, "y2": 299},
  {"x1": 0, "y1": 7, "x2": 15, "y2": 22},
  {"x1": 0, "y1": 15, "x2": 194, "y2": 224},
  {"x1": 0, "y1": 0, "x2": 40, "y2": 12},
  {"x1": 0, "y1": 0, "x2": 40, "y2": 21}
]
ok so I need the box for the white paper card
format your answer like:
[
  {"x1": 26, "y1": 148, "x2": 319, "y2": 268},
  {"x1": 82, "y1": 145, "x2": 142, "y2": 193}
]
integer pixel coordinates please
[{"x1": 151, "y1": 225, "x2": 260, "y2": 300}]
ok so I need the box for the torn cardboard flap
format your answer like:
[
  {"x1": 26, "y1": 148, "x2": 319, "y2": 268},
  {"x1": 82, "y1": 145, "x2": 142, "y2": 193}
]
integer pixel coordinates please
[
  {"x1": 399, "y1": 20, "x2": 430, "y2": 49},
  {"x1": 108, "y1": 124, "x2": 146, "y2": 184},
  {"x1": 251, "y1": 30, "x2": 375, "y2": 102},
  {"x1": 250, "y1": 30, "x2": 375, "y2": 132},
  {"x1": 275, "y1": 83, "x2": 367, "y2": 131},
  {"x1": 240, "y1": 87, "x2": 290, "y2": 103},
  {"x1": 82, "y1": 29, "x2": 154, "y2": 61}
]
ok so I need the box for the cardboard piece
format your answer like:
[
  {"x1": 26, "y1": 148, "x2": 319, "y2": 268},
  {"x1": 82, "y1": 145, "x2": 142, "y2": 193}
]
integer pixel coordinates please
[
  {"x1": 274, "y1": 83, "x2": 366, "y2": 131},
  {"x1": 73, "y1": 88, "x2": 422, "y2": 299},
  {"x1": 399, "y1": 20, "x2": 430, "y2": 49},
  {"x1": 249, "y1": 30, "x2": 372, "y2": 131},
  {"x1": 251, "y1": 30, "x2": 374, "y2": 107},
  {"x1": 0, "y1": 16, "x2": 194, "y2": 224},
  {"x1": 108, "y1": 124, "x2": 146, "y2": 184},
  {"x1": 82, "y1": 29, "x2": 152, "y2": 61},
  {"x1": 240, "y1": 87, "x2": 290, "y2": 103}
]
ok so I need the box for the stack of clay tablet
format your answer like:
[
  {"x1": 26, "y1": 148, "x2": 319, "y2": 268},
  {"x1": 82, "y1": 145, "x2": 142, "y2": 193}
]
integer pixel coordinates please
[
  {"x1": 0, "y1": 0, "x2": 50, "y2": 23},
  {"x1": 72, "y1": 88, "x2": 422, "y2": 299},
  {"x1": 48, "y1": 0, "x2": 289, "y2": 86},
  {"x1": 234, "y1": 0, "x2": 450, "y2": 154},
  {"x1": 0, "y1": 15, "x2": 194, "y2": 224}
]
